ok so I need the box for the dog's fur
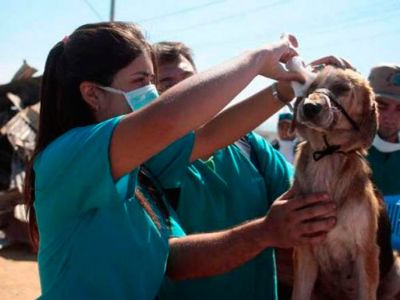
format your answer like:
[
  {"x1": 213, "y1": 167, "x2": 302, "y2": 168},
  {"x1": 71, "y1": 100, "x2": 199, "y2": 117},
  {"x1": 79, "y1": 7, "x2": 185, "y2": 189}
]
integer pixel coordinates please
[
  {"x1": 380, "y1": 251, "x2": 400, "y2": 300},
  {"x1": 290, "y1": 67, "x2": 400, "y2": 300}
]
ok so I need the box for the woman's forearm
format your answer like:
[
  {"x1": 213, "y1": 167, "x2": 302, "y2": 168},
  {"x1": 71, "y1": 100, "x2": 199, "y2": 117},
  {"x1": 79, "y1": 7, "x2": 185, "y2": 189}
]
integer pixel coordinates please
[
  {"x1": 111, "y1": 50, "x2": 266, "y2": 178},
  {"x1": 153, "y1": 49, "x2": 264, "y2": 138}
]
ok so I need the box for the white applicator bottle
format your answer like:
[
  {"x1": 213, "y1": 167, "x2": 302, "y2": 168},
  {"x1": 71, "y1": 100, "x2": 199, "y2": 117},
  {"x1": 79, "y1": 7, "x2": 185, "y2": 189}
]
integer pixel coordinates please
[{"x1": 286, "y1": 56, "x2": 317, "y2": 97}]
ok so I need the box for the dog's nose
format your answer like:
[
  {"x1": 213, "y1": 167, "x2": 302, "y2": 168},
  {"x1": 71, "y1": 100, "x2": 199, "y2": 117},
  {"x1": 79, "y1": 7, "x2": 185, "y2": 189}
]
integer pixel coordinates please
[{"x1": 303, "y1": 102, "x2": 322, "y2": 118}]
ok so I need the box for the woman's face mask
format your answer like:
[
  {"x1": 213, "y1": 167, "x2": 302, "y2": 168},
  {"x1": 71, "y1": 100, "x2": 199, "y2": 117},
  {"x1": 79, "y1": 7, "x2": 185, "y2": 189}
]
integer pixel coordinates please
[{"x1": 98, "y1": 84, "x2": 159, "y2": 111}]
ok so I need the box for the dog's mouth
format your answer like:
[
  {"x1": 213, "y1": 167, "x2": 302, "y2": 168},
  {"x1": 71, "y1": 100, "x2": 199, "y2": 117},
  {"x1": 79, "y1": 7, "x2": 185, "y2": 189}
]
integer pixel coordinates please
[{"x1": 297, "y1": 93, "x2": 336, "y2": 131}]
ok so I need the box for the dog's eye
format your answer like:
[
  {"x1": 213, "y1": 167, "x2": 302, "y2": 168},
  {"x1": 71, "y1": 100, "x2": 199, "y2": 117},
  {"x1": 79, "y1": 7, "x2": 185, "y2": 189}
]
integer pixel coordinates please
[{"x1": 330, "y1": 83, "x2": 351, "y2": 95}]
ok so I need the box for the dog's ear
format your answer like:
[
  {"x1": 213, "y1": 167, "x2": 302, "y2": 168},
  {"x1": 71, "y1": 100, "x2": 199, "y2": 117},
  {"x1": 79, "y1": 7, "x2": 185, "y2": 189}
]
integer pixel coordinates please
[
  {"x1": 358, "y1": 85, "x2": 378, "y2": 148},
  {"x1": 289, "y1": 97, "x2": 303, "y2": 133}
]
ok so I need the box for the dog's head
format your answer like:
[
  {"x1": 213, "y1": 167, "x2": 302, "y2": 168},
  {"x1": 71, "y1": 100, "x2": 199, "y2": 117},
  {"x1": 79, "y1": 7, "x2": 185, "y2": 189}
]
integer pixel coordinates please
[{"x1": 292, "y1": 66, "x2": 378, "y2": 153}]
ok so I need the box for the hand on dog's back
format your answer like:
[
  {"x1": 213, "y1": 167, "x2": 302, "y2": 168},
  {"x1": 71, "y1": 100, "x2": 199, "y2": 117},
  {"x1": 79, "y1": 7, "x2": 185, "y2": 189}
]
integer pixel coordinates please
[{"x1": 264, "y1": 188, "x2": 337, "y2": 248}]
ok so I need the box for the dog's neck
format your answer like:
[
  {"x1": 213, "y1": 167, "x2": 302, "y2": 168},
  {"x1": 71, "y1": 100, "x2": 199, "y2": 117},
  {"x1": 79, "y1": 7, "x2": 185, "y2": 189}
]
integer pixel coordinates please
[
  {"x1": 307, "y1": 133, "x2": 364, "y2": 161},
  {"x1": 295, "y1": 141, "x2": 371, "y2": 206},
  {"x1": 311, "y1": 134, "x2": 344, "y2": 161}
]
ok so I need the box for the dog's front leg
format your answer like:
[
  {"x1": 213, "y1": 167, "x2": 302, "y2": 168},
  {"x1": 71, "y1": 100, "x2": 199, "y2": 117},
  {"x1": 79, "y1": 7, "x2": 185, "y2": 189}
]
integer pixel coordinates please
[
  {"x1": 355, "y1": 244, "x2": 379, "y2": 300},
  {"x1": 292, "y1": 246, "x2": 318, "y2": 300}
]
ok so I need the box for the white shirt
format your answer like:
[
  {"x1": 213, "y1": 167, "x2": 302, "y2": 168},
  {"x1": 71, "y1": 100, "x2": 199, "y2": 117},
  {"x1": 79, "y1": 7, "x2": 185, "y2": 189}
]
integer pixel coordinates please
[
  {"x1": 279, "y1": 139, "x2": 296, "y2": 164},
  {"x1": 372, "y1": 133, "x2": 400, "y2": 153}
]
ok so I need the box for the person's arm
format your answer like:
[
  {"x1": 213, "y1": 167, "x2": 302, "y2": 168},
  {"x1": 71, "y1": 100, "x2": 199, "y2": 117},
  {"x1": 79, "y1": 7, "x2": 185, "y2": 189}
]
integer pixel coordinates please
[
  {"x1": 166, "y1": 189, "x2": 337, "y2": 280},
  {"x1": 190, "y1": 55, "x2": 354, "y2": 161},
  {"x1": 110, "y1": 35, "x2": 303, "y2": 179},
  {"x1": 190, "y1": 81, "x2": 292, "y2": 161}
]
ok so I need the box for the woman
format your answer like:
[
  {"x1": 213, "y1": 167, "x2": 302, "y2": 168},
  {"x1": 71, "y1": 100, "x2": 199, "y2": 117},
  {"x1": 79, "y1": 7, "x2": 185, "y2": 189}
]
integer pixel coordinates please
[{"x1": 25, "y1": 22, "x2": 336, "y2": 299}]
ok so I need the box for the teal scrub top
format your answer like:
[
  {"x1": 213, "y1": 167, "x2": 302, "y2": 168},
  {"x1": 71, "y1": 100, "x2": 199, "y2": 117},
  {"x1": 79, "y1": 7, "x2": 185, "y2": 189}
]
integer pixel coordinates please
[
  {"x1": 367, "y1": 146, "x2": 400, "y2": 249},
  {"x1": 159, "y1": 132, "x2": 293, "y2": 300},
  {"x1": 367, "y1": 146, "x2": 400, "y2": 196},
  {"x1": 34, "y1": 116, "x2": 193, "y2": 300}
]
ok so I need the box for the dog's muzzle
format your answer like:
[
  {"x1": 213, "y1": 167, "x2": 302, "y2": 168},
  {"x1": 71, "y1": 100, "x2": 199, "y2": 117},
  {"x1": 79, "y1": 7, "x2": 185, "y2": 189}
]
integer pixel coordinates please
[
  {"x1": 297, "y1": 94, "x2": 334, "y2": 130},
  {"x1": 302, "y1": 101, "x2": 323, "y2": 119},
  {"x1": 311, "y1": 88, "x2": 360, "y2": 131}
]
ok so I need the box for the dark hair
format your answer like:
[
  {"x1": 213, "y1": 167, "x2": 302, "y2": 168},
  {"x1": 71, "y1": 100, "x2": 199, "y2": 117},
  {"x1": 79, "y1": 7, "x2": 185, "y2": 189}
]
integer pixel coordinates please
[
  {"x1": 136, "y1": 167, "x2": 171, "y2": 230},
  {"x1": 153, "y1": 41, "x2": 196, "y2": 70},
  {"x1": 24, "y1": 22, "x2": 160, "y2": 249}
]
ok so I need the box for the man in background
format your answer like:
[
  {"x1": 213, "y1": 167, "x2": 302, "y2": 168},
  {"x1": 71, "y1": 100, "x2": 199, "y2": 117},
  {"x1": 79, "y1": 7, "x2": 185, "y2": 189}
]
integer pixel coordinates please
[
  {"x1": 153, "y1": 41, "x2": 196, "y2": 94},
  {"x1": 154, "y1": 41, "x2": 293, "y2": 300},
  {"x1": 367, "y1": 64, "x2": 400, "y2": 250}
]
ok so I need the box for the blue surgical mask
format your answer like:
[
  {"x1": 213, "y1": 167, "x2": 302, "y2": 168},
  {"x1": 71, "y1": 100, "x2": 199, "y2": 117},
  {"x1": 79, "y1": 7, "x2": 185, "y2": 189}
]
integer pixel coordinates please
[{"x1": 99, "y1": 84, "x2": 159, "y2": 111}]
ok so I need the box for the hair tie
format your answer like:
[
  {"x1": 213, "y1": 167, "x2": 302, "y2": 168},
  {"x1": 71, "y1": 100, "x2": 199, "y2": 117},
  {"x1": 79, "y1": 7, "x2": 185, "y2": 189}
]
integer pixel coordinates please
[{"x1": 62, "y1": 35, "x2": 70, "y2": 45}]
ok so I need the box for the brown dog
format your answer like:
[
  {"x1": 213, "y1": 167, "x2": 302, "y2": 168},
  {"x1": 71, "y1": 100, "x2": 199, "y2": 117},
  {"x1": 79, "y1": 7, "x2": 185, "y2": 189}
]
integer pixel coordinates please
[{"x1": 290, "y1": 66, "x2": 381, "y2": 300}]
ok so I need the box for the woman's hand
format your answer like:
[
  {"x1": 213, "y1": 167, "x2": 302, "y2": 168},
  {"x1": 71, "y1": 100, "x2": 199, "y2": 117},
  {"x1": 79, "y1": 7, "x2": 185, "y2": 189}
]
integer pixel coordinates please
[
  {"x1": 274, "y1": 55, "x2": 357, "y2": 103},
  {"x1": 262, "y1": 188, "x2": 337, "y2": 248},
  {"x1": 309, "y1": 55, "x2": 356, "y2": 71},
  {"x1": 257, "y1": 34, "x2": 305, "y2": 82}
]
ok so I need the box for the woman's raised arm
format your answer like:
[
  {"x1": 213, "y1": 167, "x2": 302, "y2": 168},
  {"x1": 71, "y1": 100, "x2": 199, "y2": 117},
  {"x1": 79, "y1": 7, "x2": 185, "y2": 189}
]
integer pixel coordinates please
[{"x1": 110, "y1": 35, "x2": 302, "y2": 178}]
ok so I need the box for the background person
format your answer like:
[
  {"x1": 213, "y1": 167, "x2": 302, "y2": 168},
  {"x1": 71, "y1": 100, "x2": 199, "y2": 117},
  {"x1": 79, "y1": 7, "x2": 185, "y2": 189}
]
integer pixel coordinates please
[
  {"x1": 153, "y1": 41, "x2": 196, "y2": 94},
  {"x1": 367, "y1": 64, "x2": 400, "y2": 250},
  {"x1": 272, "y1": 112, "x2": 298, "y2": 164},
  {"x1": 154, "y1": 41, "x2": 337, "y2": 300}
]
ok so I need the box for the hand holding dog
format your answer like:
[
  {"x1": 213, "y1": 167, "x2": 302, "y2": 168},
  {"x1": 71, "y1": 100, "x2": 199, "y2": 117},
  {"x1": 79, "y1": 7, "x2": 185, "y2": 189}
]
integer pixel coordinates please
[{"x1": 262, "y1": 188, "x2": 337, "y2": 248}]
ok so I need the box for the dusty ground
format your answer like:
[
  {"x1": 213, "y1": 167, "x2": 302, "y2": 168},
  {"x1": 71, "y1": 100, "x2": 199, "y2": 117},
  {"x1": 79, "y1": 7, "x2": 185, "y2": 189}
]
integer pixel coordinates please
[{"x1": 0, "y1": 244, "x2": 40, "y2": 300}]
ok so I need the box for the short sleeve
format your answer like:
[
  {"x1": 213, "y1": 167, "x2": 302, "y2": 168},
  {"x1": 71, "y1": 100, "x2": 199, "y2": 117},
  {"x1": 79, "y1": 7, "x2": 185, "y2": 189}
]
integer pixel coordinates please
[
  {"x1": 247, "y1": 132, "x2": 293, "y2": 202},
  {"x1": 144, "y1": 133, "x2": 195, "y2": 189},
  {"x1": 34, "y1": 117, "x2": 128, "y2": 226}
]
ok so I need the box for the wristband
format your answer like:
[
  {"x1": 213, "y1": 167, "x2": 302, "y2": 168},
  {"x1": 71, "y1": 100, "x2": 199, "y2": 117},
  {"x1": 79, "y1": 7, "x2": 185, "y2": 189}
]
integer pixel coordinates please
[{"x1": 271, "y1": 83, "x2": 294, "y2": 112}]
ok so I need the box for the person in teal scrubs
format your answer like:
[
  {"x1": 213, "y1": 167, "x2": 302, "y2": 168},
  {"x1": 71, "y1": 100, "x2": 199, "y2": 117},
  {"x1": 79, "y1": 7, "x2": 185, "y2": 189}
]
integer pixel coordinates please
[
  {"x1": 367, "y1": 64, "x2": 400, "y2": 250},
  {"x1": 160, "y1": 132, "x2": 292, "y2": 300},
  {"x1": 33, "y1": 116, "x2": 189, "y2": 299},
  {"x1": 25, "y1": 23, "x2": 337, "y2": 299},
  {"x1": 154, "y1": 41, "x2": 344, "y2": 300}
]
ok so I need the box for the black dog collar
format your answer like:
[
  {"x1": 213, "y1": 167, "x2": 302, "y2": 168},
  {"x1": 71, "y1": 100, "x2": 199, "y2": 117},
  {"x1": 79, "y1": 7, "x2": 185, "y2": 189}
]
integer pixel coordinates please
[{"x1": 312, "y1": 135, "x2": 344, "y2": 161}]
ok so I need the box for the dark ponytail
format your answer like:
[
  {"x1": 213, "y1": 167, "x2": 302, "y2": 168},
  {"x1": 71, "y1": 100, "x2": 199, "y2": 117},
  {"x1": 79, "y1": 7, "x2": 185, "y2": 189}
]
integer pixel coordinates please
[{"x1": 25, "y1": 42, "x2": 71, "y2": 250}]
